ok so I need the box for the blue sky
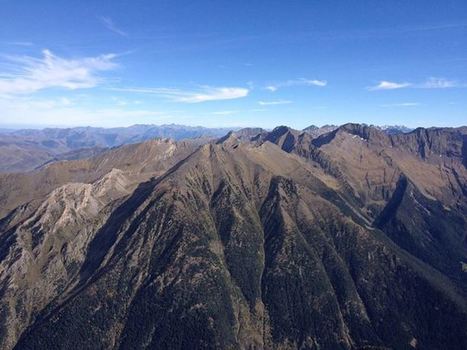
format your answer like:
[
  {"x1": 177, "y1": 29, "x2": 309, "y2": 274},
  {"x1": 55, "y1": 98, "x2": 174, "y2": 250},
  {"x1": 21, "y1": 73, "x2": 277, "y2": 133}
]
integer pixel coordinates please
[{"x1": 0, "y1": 0, "x2": 466, "y2": 129}]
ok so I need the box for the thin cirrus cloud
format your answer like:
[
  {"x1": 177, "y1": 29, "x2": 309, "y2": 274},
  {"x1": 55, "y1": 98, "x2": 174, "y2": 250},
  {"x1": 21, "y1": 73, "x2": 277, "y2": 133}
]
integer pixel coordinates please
[
  {"x1": 258, "y1": 100, "x2": 292, "y2": 105},
  {"x1": 3, "y1": 41, "x2": 34, "y2": 47},
  {"x1": 381, "y1": 102, "x2": 420, "y2": 107},
  {"x1": 211, "y1": 110, "x2": 239, "y2": 115},
  {"x1": 369, "y1": 78, "x2": 464, "y2": 90},
  {"x1": 112, "y1": 86, "x2": 249, "y2": 103},
  {"x1": 265, "y1": 78, "x2": 327, "y2": 92},
  {"x1": 421, "y1": 77, "x2": 459, "y2": 89},
  {"x1": 0, "y1": 49, "x2": 118, "y2": 95},
  {"x1": 99, "y1": 16, "x2": 128, "y2": 37}
]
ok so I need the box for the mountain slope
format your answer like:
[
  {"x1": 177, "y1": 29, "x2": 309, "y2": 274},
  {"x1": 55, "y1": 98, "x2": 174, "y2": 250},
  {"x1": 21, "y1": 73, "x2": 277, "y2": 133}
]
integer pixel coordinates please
[
  {"x1": 261, "y1": 124, "x2": 467, "y2": 287},
  {"x1": 0, "y1": 129, "x2": 466, "y2": 349},
  {"x1": 0, "y1": 138, "x2": 199, "y2": 219}
]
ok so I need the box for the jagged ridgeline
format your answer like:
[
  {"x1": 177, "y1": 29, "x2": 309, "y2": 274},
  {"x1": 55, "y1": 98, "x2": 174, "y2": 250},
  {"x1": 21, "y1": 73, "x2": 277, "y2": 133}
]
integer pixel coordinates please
[{"x1": 0, "y1": 124, "x2": 466, "y2": 350}]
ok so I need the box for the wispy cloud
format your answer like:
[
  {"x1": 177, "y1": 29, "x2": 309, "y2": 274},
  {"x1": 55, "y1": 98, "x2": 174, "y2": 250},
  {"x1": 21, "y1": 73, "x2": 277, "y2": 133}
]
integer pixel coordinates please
[
  {"x1": 258, "y1": 100, "x2": 292, "y2": 105},
  {"x1": 112, "y1": 86, "x2": 249, "y2": 103},
  {"x1": 381, "y1": 102, "x2": 420, "y2": 107},
  {"x1": 99, "y1": 16, "x2": 128, "y2": 37},
  {"x1": 2, "y1": 41, "x2": 34, "y2": 47},
  {"x1": 0, "y1": 49, "x2": 118, "y2": 95},
  {"x1": 266, "y1": 78, "x2": 327, "y2": 92},
  {"x1": 330, "y1": 22, "x2": 467, "y2": 40},
  {"x1": 403, "y1": 22, "x2": 467, "y2": 33},
  {"x1": 368, "y1": 81, "x2": 411, "y2": 90},
  {"x1": 369, "y1": 77, "x2": 465, "y2": 91},
  {"x1": 211, "y1": 110, "x2": 239, "y2": 115},
  {"x1": 419, "y1": 77, "x2": 458, "y2": 89}
]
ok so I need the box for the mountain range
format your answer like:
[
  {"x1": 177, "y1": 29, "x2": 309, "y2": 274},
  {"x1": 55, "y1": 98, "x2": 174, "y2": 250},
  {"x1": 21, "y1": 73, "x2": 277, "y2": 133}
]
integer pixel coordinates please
[
  {"x1": 0, "y1": 123, "x2": 465, "y2": 349},
  {"x1": 0, "y1": 124, "x2": 233, "y2": 173},
  {"x1": 0, "y1": 124, "x2": 412, "y2": 173}
]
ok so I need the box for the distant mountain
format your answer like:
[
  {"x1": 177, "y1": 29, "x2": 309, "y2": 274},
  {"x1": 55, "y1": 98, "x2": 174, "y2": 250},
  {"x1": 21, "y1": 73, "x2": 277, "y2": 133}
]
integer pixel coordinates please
[
  {"x1": 0, "y1": 124, "x2": 234, "y2": 173},
  {"x1": 302, "y1": 124, "x2": 338, "y2": 138},
  {"x1": 3, "y1": 124, "x2": 234, "y2": 147},
  {"x1": 377, "y1": 124, "x2": 413, "y2": 135},
  {"x1": 232, "y1": 127, "x2": 267, "y2": 140},
  {"x1": 0, "y1": 123, "x2": 466, "y2": 349},
  {"x1": 302, "y1": 124, "x2": 413, "y2": 138}
]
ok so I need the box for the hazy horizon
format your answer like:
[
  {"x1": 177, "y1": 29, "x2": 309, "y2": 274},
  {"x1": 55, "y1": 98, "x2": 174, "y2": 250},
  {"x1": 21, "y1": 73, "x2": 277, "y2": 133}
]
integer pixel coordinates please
[{"x1": 0, "y1": 121, "x2": 465, "y2": 132}]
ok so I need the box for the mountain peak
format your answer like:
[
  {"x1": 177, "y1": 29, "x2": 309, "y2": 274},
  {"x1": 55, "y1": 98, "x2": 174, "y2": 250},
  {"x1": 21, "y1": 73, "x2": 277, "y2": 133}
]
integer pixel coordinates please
[
  {"x1": 302, "y1": 124, "x2": 338, "y2": 138},
  {"x1": 216, "y1": 131, "x2": 240, "y2": 145},
  {"x1": 232, "y1": 127, "x2": 266, "y2": 141},
  {"x1": 338, "y1": 123, "x2": 388, "y2": 141}
]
